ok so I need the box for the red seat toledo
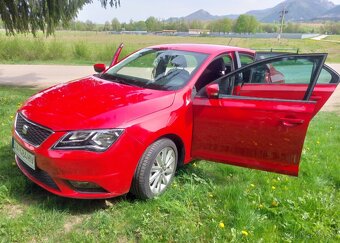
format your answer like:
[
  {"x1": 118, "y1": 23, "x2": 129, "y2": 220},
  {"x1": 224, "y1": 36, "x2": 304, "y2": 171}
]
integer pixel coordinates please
[{"x1": 12, "y1": 44, "x2": 339, "y2": 199}]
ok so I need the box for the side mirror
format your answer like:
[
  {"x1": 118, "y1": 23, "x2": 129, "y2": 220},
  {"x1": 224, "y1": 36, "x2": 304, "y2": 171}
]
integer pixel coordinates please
[
  {"x1": 93, "y1": 63, "x2": 106, "y2": 73},
  {"x1": 206, "y1": 83, "x2": 219, "y2": 99}
]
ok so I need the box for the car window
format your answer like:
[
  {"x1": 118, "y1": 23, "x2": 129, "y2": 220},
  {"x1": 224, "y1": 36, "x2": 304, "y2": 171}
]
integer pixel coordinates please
[
  {"x1": 248, "y1": 58, "x2": 315, "y2": 84},
  {"x1": 195, "y1": 54, "x2": 233, "y2": 94},
  {"x1": 102, "y1": 49, "x2": 208, "y2": 91},
  {"x1": 317, "y1": 67, "x2": 333, "y2": 84},
  {"x1": 239, "y1": 54, "x2": 254, "y2": 66},
  {"x1": 219, "y1": 55, "x2": 325, "y2": 101}
]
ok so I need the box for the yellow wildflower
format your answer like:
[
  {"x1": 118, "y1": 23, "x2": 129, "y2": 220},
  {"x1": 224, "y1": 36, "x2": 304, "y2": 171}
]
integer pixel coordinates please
[
  {"x1": 250, "y1": 183, "x2": 255, "y2": 188},
  {"x1": 241, "y1": 230, "x2": 249, "y2": 236},
  {"x1": 219, "y1": 222, "x2": 225, "y2": 229},
  {"x1": 272, "y1": 200, "x2": 279, "y2": 207},
  {"x1": 272, "y1": 186, "x2": 276, "y2": 190},
  {"x1": 259, "y1": 204, "x2": 264, "y2": 209},
  {"x1": 10, "y1": 115, "x2": 14, "y2": 119},
  {"x1": 208, "y1": 193, "x2": 214, "y2": 198}
]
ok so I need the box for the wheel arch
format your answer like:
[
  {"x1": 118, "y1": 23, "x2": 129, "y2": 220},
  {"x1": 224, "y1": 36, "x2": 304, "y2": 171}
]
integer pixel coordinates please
[{"x1": 159, "y1": 134, "x2": 185, "y2": 168}]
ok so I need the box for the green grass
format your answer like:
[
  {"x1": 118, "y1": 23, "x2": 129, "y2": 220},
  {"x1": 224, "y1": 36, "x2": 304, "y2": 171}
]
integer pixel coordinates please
[
  {"x1": 325, "y1": 35, "x2": 340, "y2": 42},
  {"x1": 0, "y1": 31, "x2": 340, "y2": 65},
  {"x1": 0, "y1": 86, "x2": 339, "y2": 242}
]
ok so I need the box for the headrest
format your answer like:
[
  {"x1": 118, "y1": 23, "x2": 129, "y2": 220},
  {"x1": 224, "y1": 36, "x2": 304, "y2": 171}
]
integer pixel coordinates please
[
  {"x1": 213, "y1": 58, "x2": 226, "y2": 72},
  {"x1": 171, "y1": 55, "x2": 187, "y2": 68}
]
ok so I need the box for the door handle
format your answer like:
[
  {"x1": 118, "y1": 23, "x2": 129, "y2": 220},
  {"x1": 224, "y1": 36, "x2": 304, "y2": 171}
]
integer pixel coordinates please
[
  {"x1": 280, "y1": 118, "x2": 305, "y2": 127},
  {"x1": 310, "y1": 95, "x2": 321, "y2": 101}
]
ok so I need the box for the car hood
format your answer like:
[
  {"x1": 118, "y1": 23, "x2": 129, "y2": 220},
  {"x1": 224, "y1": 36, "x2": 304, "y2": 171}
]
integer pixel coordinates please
[{"x1": 20, "y1": 76, "x2": 175, "y2": 131}]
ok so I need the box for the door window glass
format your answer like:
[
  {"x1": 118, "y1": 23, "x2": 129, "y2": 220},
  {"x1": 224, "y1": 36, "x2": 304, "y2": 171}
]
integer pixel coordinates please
[
  {"x1": 195, "y1": 55, "x2": 233, "y2": 93},
  {"x1": 317, "y1": 67, "x2": 333, "y2": 84},
  {"x1": 248, "y1": 58, "x2": 315, "y2": 84},
  {"x1": 239, "y1": 54, "x2": 254, "y2": 66},
  {"x1": 219, "y1": 55, "x2": 325, "y2": 100}
]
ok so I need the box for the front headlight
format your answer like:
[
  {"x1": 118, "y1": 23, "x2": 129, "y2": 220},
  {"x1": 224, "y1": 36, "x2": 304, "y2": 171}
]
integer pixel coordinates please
[{"x1": 53, "y1": 129, "x2": 124, "y2": 152}]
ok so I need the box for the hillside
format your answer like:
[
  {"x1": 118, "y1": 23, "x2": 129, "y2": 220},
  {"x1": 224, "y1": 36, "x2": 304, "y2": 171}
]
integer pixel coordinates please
[
  {"x1": 315, "y1": 5, "x2": 340, "y2": 20},
  {"x1": 246, "y1": 0, "x2": 335, "y2": 22},
  {"x1": 166, "y1": 0, "x2": 340, "y2": 23}
]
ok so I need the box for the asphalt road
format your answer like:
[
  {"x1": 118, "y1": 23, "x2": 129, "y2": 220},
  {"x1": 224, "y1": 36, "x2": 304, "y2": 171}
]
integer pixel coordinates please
[{"x1": 0, "y1": 64, "x2": 339, "y2": 112}]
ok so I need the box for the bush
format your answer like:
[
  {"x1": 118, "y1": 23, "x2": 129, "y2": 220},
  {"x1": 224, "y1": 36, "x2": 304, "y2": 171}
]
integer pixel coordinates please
[{"x1": 73, "y1": 42, "x2": 90, "y2": 59}]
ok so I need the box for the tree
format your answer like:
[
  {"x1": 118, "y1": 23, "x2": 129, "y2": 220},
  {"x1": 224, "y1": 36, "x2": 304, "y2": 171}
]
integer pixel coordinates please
[
  {"x1": 189, "y1": 20, "x2": 204, "y2": 30},
  {"x1": 208, "y1": 18, "x2": 233, "y2": 33},
  {"x1": 111, "y1": 18, "x2": 121, "y2": 31},
  {"x1": 84, "y1": 20, "x2": 96, "y2": 31},
  {"x1": 103, "y1": 21, "x2": 111, "y2": 31},
  {"x1": 261, "y1": 23, "x2": 279, "y2": 33},
  {"x1": 0, "y1": 0, "x2": 120, "y2": 36},
  {"x1": 134, "y1": 21, "x2": 147, "y2": 31},
  {"x1": 145, "y1": 17, "x2": 161, "y2": 32},
  {"x1": 234, "y1": 15, "x2": 259, "y2": 33}
]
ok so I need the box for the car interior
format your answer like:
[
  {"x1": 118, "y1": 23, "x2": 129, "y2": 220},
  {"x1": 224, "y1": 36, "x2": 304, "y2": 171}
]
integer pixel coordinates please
[{"x1": 194, "y1": 56, "x2": 235, "y2": 97}]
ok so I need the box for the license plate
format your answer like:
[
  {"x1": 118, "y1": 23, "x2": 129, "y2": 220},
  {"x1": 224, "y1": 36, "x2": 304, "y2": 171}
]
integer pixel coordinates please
[{"x1": 13, "y1": 139, "x2": 36, "y2": 170}]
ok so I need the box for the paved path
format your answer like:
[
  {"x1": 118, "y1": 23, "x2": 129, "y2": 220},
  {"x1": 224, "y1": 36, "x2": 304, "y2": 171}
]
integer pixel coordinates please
[
  {"x1": 311, "y1": 35, "x2": 328, "y2": 41},
  {"x1": 0, "y1": 64, "x2": 339, "y2": 112},
  {"x1": 0, "y1": 64, "x2": 94, "y2": 88}
]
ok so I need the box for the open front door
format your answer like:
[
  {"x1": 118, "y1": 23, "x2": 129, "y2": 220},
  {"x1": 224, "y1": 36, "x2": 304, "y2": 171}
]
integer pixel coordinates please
[
  {"x1": 238, "y1": 52, "x2": 340, "y2": 115},
  {"x1": 192, "y1": 54, "x2": 338, "y2": 176}
]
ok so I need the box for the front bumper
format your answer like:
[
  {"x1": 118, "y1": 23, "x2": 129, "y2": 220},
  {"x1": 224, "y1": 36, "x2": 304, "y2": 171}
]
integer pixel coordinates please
[{"x1": 12, "y1": 129, "x2": 144, "y2": 199}]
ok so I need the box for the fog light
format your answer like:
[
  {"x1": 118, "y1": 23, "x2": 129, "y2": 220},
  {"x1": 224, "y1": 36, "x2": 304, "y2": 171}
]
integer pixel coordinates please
[{"x1": 68, "y1": 181, "x2": 107, "y2": 193}]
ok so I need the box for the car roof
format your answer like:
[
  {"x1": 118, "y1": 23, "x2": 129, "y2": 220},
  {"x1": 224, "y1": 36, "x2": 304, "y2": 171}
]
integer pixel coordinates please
[{"x1": 148, "y1": 44, "x2": 255, "y2": 55}]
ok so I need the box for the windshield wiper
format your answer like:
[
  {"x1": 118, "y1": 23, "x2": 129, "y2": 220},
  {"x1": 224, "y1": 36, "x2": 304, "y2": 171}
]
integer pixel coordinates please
[
  {"x1": 100, "y1": 73, "x2": 141, "y2": 87},
  {"x1": 100, "y1": 73, "x2": 128, "y2": 84}
]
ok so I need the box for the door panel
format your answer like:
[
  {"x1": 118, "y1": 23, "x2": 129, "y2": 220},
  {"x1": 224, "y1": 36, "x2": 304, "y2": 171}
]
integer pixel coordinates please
[
  {"x1": 192, "y1": 54, "x2": 334, "y2": 176},
  {"x1": 192, "y1": 97, "x2": 315, "y2": 176},
  {"x1": 237, "y1": 84, "x2": 337, "y2": 115}
]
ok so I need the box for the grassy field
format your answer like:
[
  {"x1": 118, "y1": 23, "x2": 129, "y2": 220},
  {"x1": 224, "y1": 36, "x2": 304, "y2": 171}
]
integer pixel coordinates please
[
  {"x1": 0, "y1": 31, "x2": 340, "y2": 65},
  {"x1": 0, "y1": 86, "x2": 339, "y2": 242},
  {"x1": 325, "y1": 35, "x2": 340, "y2": 42}
]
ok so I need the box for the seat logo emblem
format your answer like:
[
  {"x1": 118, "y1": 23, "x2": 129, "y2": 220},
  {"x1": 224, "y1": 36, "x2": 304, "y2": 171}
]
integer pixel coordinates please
[{"x1": 22, "y1": 125, "x2": 29, "y2": 135}]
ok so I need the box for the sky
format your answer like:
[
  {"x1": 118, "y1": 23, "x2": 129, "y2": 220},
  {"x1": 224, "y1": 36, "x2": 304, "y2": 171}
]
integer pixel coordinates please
[{"x1": 77, "y1": 0, "x2": 340, "y2": 23}]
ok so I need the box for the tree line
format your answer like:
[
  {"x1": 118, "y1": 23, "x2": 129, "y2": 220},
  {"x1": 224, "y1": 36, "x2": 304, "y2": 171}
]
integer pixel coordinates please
[
  {"x1": 1, "y1": 1, "x2": 339, "y2": 36},
  {"x1": 65, "y1": 15, "x2": 260, "y2": 33},
  {"x1": 60, "y1": 16, "x2": 340, "y2": 34}
]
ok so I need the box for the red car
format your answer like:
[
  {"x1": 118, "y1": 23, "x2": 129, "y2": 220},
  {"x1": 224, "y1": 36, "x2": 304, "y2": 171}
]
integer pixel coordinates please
[{"x1": 12, "y1": 44, "x2": 339, "y2": 199}]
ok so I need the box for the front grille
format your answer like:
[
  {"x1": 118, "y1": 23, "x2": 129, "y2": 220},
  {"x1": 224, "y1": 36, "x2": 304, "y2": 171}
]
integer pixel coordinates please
[
  {"x1": 17, "y1": 157, "x2": 60, "y2": 191},
  {"x1": 15, "y1": 113, "x2": 53, "y2": 147}
]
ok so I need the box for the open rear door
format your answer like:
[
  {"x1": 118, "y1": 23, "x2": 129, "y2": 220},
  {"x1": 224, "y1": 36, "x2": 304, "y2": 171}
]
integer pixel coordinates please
[{"x1": 192, "y1": 54, "x2": 339, "y2": 176}]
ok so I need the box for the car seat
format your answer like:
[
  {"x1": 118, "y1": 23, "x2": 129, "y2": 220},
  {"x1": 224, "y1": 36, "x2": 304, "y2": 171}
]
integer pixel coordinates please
[{"x1": 195, "y1": 58, "x2": 226, "y2": 92}]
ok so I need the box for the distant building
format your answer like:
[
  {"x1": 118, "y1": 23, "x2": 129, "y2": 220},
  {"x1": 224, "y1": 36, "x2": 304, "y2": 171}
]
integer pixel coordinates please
[
  {"x1": 188, "y1": 29, "x2": 211, "y2": 35},
  {"x1": 120, "y1": 30, "x2": 148, "y2": 35},
  {"x1": 153, "y1": 30, "x2": 178, "y2": 36},
  {"x1": 162, "y1": 30, "x2": 177, "y2": 34}
]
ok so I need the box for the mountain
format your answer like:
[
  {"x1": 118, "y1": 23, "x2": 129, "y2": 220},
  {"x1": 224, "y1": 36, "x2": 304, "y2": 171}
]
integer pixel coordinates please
[
  {"x1": 166, "y1": 0, "x2": 339, "y2": 23},
  {"x1": 184, "y1": 9, "x2": 218, "y2": 21},
  {"x1": 315, "y1": 5, "x2": 340, "y2": 20},
  {"x1": 246, "y1": 0, "x2": 335, "y2": 22},
  {"x1": 167, "y1": 9, "x2": 239, "y2": 22}
]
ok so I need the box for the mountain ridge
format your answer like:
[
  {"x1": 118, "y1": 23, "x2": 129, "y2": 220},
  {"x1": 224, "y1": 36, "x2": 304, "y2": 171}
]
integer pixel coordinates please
[{"x1": 166, "y1": 0, "x2": 340, "y2": 22}]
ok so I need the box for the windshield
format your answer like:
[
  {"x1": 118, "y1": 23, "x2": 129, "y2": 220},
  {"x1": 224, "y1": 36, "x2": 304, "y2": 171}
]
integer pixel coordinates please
[{"x1": 101, "y1": 48, "x2": 208, "y2": 90}]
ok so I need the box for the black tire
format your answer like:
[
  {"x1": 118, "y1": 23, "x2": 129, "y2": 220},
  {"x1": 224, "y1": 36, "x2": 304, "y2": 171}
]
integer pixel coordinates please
[{"x1": 131, "y1": 138, "x2": 178, "y2": 199}]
